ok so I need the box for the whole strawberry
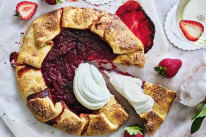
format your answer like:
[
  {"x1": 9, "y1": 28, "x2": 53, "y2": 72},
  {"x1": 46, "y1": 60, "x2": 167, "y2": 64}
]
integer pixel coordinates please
[
  {"x1": 124, "y1": 126, "x2": 144, "y2": 137},
  {"x1": 45, "y1": 0, "x2": 63, "y2": 5},
  {"x1": 14, "y1": 1, "x2": 38, "y2": 20},
  {"x1": 154, "y1": 58, "x2": 182, "y2": 78}
]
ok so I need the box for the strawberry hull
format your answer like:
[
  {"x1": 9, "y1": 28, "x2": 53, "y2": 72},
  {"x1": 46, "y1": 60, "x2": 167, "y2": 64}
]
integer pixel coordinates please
[
  {"x1": 124, "y1": 125, "x2": 144, "y2": 137},
  {"x1": 155, "y1": 58, "x2": 182, "y2": 78}
]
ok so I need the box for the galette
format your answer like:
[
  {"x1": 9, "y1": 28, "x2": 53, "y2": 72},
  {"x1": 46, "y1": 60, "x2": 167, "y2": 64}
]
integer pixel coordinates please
[{"x1": 10, "y1": 7, "x2": 176, "y2": 136}]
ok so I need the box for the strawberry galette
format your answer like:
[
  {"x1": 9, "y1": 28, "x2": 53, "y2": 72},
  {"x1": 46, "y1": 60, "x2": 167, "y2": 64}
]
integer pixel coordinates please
[{"x1": 11, "y1": 7, "x2": 175, "y2": 136}]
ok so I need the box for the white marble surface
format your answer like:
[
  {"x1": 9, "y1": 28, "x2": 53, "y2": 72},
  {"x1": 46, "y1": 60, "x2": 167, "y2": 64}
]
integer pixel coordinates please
[
  {"x1": 0, "y1": 0, "x2": 206, "y2": 137},
  {"x1": 0, "y1": 118, "x2": 15, "y2": 137}
]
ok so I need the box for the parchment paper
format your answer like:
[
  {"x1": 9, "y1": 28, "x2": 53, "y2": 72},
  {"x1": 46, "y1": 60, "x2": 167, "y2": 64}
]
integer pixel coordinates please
[{"x1": 0, "y1": 0, "x2": 206, "y2": 137}]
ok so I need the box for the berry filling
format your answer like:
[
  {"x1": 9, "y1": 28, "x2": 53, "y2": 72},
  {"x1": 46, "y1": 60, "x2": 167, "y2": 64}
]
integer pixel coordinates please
[
  {"x1": 41, "y1": 28, "x2": 117, "y2": 115},
  {"x1": 27, "y1": 88, "x2": 51, "y2": 101},
  {"x1": 10, "y1": 52, "x2": 19, "y2": 69}
]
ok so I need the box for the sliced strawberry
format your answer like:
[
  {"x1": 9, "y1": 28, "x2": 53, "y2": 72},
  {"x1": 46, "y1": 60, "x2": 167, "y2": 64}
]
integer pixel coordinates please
[
  {"x1": 45, "y1": 0, "x2": 63, "y2": 5},
  {"x1": 15, "y1": 1, "x2": 38, "y2": 20},
  {"x1": 179, "y1": 20, "x2": 204, "y2": 42},
  {"x1": 116, "y1": 1, "x2": 155, "y2": 53}
]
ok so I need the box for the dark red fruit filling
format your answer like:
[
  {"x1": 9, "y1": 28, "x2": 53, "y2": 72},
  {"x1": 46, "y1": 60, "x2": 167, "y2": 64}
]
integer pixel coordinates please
[
  {"x1": 18, "y1": 66, "x2": 40, "y2": 77},
  {"x1": 116, "y1": 1, "x2": 155, "y2": 53},
  {"x1": 27, "y1": 88, "x2": 51, "y2": 100},
  {"x1": 10, "y1": 52, "x2": 19, "y2": 69},
  {"x1": 10, "y1": 52, "x2": 39, "y2": 78},
  {"x1": 41, "y1": 28, "x2": 117, "y2": 115}
]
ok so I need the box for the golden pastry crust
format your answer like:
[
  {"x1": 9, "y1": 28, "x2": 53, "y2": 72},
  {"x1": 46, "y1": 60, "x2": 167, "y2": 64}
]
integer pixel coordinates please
[
  {"x1": 27, "y1": 97, "x2": 63, "y2": 122},
  {"x1": 15, "y1": 65, "x2": 47, "y2": 102},
  {"x1": 53, "y1": 108, "x2": 87, "y2": 135},
  {"x1": 91, "y1": 12, "x2": 144, "y2": 54},
  {"x1": 33, "y1": 9, "x2": 62, "y2": 47},
  {"x1": 17, "y1": 25, "x2": 53, "y2": 68},
  {"x1": 17, "y1": 9, "x2": 61, "y2": 68},
  {"x1": 62, "y1": 7, "x2": 106, "y2": 29},
  {"x1": 98, "y1": 96, "x2": 129, "y2": 127},
  {"x1": 140, "y1": 82, "x2": 176, "y2": 136},
  {"x1": 143, "y1": 82, "x2": 176, "y2": 118},
  {"x1": 84, "y1": 114, "x2": 117, "y2": 136},
  {"x1": 52, "y1": 96, "x2": 128, "y2": 136},
  {"x1": 140, "y1": 110, "x2": 164, "y2": 136},
  {"x1": 14, "y1": 6, "x2": 151, "y2": 136},
  {"x1": 113, "y1": 50, "x2": 145, "y2": 67}
]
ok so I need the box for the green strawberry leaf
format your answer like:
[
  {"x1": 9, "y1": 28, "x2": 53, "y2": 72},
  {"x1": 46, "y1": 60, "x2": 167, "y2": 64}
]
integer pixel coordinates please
[
  {"x1": 191, "y1": 117, "x2": 205, "y2": 134},
  {"x1": 163, "y1": 67, "x2": 168, "y2": 71},
  {"x1": 125, "y1": 125, "x2": 143, "y2": 135},
  {"x1": 13, "y1": 12, "x2": 20, "y2": 18},
  {"x1": 154, "y1": 66, "x2": 167, "y2": 77},
  {"x1": 191, "y1": 103, "x2": 206, "y2": 134},
  {"x1": 154, "y1": 66, "x2": 162, "y2": 72},
  {"x1": 56, "y1": 0, "x2": 63, "y2": 4},
  {"x1": 192, "y1": 103, "x2": 206, "y2": 120},
  {"x1": 160, "y1": 71, "x2": 166, "y2": 77}
]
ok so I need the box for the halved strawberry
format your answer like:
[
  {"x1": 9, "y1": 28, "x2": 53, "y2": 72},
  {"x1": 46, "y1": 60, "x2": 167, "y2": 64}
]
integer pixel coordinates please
[
  {"x1": 45, "y1": 0, "x2": 63, "y2": 5},
  {"x1": 14, "y1": 1, "x2": 38, "y2": 20},
  {"x1": 179, "y1": 20, "x2": 204, "y2": 42},
  {"x1": 116, "y1": 1, "x2": 155, "y2": 53}
]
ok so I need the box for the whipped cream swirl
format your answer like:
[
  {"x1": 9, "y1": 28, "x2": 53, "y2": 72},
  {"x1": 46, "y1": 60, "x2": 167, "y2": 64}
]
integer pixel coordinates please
[
  {"x1": 105, "y1": 71, "x2": 154, "y2": 114},
  {"x1": 73, "y1": 63, "x2": 111, "y2": 110}
]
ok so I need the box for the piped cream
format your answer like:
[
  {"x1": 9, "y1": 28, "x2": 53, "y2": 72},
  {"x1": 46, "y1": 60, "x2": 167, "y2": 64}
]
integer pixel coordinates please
[
  {"x1": 73, "y1": 63, "x2": 111, "y2": 110},
  {"x1": 105, "y1": 71, "x2": 154, "y2": 114}
]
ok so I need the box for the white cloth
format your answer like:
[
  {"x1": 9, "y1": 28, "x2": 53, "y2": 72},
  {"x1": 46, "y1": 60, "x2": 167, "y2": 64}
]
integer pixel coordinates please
[{"x1": 180, "y1": 52, "x2": 206, "y2": 107}]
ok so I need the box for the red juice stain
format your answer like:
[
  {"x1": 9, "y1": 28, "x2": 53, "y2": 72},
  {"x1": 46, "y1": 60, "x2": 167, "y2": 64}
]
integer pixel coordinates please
[
  {"x1": 27, "y1": 88, "x2": 51, "y2": 101},
  {"x1": 99, "y1": 66, "x2": 134, "y2": 77},
  {"x1": 116, "y1": 1, "x2": 155, "y2": 53},
  {"x1": 18, "y1": 65, "x2": 40, "y2": 78},
  {"x1": 10, "y1": 52, "x2": 19, "y2": 69},
  {"x1": 142, "y1": 81, "x2": 146, "y2": 88},
  {"x1": 10, "y1": 52, "x2": 40, "y2": 78}
]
